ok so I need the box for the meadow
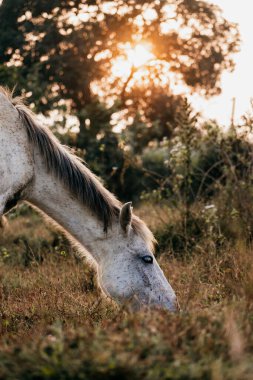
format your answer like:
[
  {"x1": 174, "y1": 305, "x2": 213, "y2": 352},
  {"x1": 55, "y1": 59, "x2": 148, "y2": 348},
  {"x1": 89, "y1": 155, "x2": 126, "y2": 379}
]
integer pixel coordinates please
[
  {"x1": 0, "y1": 204, "x2": 252, "y2": 380},
  {"x1": 0, "y1": 1, "x2": 252, "y2": 378}
]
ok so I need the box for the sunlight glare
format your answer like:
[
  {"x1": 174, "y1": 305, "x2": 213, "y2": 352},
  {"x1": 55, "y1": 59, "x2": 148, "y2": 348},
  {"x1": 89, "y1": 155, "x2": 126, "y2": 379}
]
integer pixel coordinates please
[
  {"x1": 127, "y1": 43, "x2": 154, "y2": 68},
  {"x1": 112, "y1": 43, "x2": 154, "y2": 80}
]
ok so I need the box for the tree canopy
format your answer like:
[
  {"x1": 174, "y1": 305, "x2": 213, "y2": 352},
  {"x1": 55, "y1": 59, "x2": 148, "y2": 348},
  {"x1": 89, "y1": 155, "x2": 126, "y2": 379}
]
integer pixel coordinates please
[
  {"x1": 0, "y1": 0, "x2": 241, "y2": 198},
  {"x1": 0, "y1": 0, "x2": 240, "y2": 113}
]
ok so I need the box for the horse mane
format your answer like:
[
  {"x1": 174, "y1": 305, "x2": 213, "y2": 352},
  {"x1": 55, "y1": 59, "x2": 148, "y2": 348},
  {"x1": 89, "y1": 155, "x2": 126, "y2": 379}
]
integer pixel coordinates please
[{"x1": 0, "y1": 87, "x2": 156, "y2": 251}]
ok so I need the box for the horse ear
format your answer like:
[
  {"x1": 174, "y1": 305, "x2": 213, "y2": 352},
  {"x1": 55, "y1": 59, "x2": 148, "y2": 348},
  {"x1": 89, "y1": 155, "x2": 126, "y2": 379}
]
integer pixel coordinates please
[{"x1": 120, "y1": 202, "x2": 133, "y2": 233}]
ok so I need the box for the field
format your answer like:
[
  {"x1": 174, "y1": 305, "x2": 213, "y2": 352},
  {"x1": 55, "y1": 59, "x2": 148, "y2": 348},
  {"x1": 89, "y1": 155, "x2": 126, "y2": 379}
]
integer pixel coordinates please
[
  {"x1": 0, "y1": 205, "x2": 252, "y2": 380},
  {"x1": 0, "y1": 0, "x2": 251, "y2": 378}
]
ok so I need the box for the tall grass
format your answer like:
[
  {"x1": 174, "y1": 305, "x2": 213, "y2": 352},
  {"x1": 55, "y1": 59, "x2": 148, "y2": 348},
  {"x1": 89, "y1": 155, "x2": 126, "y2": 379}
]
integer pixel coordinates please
[{"x1": 0, "y1": 207, "x2": 253, "y2": 379}]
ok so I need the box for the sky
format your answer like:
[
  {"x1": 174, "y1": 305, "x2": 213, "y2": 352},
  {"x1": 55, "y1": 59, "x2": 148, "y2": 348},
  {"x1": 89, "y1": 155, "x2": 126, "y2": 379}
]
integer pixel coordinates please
[{"x1": 192, "y1": 0, "x2": 253, "y2": 126}]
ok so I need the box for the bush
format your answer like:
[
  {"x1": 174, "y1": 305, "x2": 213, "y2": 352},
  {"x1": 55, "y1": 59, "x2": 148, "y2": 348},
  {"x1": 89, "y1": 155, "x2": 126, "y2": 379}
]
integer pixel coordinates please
[{"x1": 142, "y1": 101, "x2": 253, "y2": 255}]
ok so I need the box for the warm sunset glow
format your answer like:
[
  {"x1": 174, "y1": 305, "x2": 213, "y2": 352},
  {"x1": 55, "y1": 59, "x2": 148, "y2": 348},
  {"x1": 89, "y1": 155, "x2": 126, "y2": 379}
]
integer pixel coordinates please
[
  {"x1": 128, "y1": 43, "x2": 154, "y2": 68},
  {"x1": 112, "y1": 43, "x2": 154, "y2": 79}
]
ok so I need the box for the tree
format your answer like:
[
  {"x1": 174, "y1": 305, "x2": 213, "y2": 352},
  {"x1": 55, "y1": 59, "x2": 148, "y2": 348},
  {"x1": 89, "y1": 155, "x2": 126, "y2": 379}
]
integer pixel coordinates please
[
  {"x1": 0, "y1": 0, "x2": 240, "y2": 197},
  {"x1": 0, "y1": 0, "x2": 240, "y2": 114}
]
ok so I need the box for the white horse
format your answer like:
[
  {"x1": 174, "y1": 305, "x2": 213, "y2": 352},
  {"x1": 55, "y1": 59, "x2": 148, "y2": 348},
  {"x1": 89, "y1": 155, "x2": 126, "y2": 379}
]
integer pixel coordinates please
[{"x1": 0, "y1": 87, "x2": 178, "y2": 311}]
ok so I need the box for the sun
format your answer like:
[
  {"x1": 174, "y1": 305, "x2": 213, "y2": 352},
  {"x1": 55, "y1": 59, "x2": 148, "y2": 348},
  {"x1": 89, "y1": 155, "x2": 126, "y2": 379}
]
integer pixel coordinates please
[
  {"x1": 95, "y1": 41, "x2": 185, "y2": 101},
  {"x1": 127, "y1": 43, "x2": 154, "y2": 68},
  {"x1": 112, "y1": 42, "x2": 154, "y2": 79}
]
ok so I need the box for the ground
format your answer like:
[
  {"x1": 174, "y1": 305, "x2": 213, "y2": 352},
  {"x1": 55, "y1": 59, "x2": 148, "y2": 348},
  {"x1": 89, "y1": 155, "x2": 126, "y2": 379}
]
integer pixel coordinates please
[{"x1": 0, "y1": 204, "x2": 253, "y2": 379}]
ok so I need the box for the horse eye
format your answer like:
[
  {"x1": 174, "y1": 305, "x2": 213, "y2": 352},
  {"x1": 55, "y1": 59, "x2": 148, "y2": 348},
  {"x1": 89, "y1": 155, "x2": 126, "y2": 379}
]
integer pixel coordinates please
[{"x1": 141, "y1": 255, "x2": 153, "y2": 264}]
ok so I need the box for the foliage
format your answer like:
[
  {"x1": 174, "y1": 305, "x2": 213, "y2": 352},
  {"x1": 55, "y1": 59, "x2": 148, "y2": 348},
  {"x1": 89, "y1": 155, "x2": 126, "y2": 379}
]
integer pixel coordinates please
[
  {"x1": 0, "y1": 0, "x2": 241, "y2": 201},
  {"x1": 0, "y1": 0, "x2": 239, "y2": 108},
  {"x1": 139, "y1": 100, "x2": 253, "y2": 254},
  {"x1": 0, "y1": 0, "x2": 240, "y2": 164}
]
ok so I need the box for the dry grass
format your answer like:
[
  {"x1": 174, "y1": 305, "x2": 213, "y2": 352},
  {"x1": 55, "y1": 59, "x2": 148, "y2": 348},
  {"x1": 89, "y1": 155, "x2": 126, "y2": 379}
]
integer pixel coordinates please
[{"x1": 0, "y1": 206, "x2": 253, "y2": 379}]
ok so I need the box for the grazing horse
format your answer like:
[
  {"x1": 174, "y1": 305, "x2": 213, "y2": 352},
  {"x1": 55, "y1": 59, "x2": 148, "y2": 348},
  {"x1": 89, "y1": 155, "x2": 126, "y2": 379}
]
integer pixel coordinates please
[{"x1": 0, "y1": 87, "x2": 177, "y2": 311}]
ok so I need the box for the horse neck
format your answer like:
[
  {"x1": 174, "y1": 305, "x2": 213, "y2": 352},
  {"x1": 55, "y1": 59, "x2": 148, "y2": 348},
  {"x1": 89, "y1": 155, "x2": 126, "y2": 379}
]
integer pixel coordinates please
[{"x1": 26, "y1": 151, "x2": 117, "y2": 263}]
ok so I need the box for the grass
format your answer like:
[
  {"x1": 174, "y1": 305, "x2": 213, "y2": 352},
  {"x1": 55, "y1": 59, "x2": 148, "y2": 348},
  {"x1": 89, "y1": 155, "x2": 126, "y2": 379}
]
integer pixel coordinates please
[{"x1": 0, "y1": 205, "x2": 253, "y2": 379}]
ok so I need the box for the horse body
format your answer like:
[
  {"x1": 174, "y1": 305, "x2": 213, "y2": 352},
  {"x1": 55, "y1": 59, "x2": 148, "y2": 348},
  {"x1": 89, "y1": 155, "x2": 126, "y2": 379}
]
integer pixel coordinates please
[{"x1": 0, "y1": 87, "x2": 177, "y2": 311}]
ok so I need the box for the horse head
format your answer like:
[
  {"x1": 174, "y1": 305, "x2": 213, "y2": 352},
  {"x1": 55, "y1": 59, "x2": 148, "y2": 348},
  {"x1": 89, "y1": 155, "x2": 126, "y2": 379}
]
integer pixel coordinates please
[{"x1": 97, "y1": 202, "x2": 178, "y2": 311}]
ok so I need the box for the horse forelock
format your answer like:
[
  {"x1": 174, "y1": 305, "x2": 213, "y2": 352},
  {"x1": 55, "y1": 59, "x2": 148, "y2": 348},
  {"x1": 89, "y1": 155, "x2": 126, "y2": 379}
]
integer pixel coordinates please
[{"x1": 0, "y1": 87, "x2": 156, "y2": 249}]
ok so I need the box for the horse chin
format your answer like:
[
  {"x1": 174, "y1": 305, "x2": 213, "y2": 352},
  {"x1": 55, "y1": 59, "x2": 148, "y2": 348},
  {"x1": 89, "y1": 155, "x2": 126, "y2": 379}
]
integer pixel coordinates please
[
  {"x1": 155, "y1": 296, "x2": 180, "y2": 313},
  {"x1": 123, "y1": 295, "x2": 179, "y2": 313}
]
